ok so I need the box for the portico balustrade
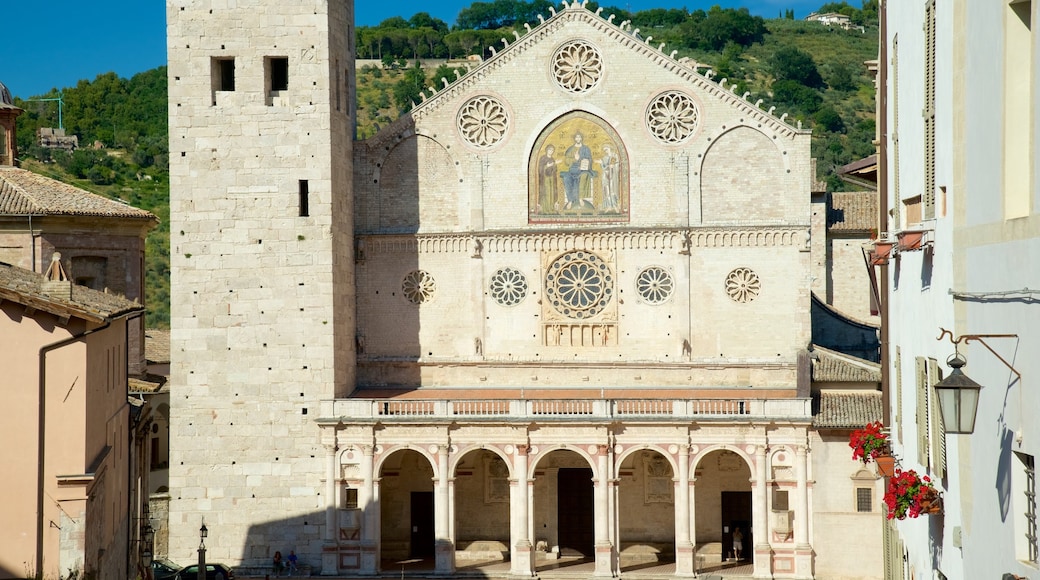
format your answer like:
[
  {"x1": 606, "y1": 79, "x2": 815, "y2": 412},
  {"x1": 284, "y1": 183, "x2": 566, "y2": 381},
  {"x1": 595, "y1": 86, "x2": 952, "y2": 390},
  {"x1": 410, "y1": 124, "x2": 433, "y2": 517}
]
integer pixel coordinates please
[{"x1": 322, "y1": 397, "x2": 812, "y2": 421}]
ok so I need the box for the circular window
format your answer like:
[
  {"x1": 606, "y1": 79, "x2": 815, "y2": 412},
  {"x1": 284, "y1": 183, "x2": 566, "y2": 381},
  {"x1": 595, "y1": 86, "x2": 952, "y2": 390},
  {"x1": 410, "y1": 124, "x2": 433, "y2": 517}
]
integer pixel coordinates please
[
  {"x1": 646, "y1": 91, "x2": 700, "y2": 144},
  {"x1": 636, "y1": 266, "x2": 674, "y2": 304},
  {"x1": 725, "y1": 267, "x2": 761, "y2": 303},
  {"x1": 545, "y1": 251, "x2": 614, "y2": 319},
  {"x1": 490, "y1": 268, "x2": 528, "y2": 306},
  {"x1": 402, "y1": 270, "x2": 436, "y2": 304},
  {"x1": 551, "y1": 40, "x2": 603, "y2": 94},
  {"x1": 457, "y1": 95, "x2": 509, "y2": 149}
]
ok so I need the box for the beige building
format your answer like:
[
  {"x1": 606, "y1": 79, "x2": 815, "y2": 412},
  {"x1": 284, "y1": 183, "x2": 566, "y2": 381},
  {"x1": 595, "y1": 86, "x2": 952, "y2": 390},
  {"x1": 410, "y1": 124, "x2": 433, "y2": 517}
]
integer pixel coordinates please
[
  {"x1": 0, "y1": 257, "x2": 145, "y2": 579},
  {"x1": 167, "y1": 1, "x2": 882, "y2": 578}
]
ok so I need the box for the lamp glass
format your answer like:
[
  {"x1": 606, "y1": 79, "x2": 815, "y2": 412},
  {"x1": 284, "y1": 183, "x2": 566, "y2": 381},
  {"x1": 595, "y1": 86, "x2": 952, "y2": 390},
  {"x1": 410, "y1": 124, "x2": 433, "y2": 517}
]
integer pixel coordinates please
[
  {"x1": 200, "y1": 523, "x2": 208, "y2": 538},
  {"x1": 934, "y1": 369, "x2": 982, "y2": 434}
]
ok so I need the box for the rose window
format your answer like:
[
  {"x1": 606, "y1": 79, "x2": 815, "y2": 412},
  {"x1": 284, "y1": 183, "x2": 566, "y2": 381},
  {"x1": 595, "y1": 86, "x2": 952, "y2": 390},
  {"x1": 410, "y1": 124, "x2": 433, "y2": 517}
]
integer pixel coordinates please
[
  {"x1": 545, "y1": 251, "x2": 614, "y2": 318},
  {"x1": 725, "y1": 267, "x2": 761, "y2": 303},
  {"x1": 457, "y1": 95, "x2": 509, "y2": 148},
  {"x1": 402, "y1": 270, "x2": 436, "y2": 304},
  {"x1": 489, "y1": 268, "x2": 528, "y2": 306},
  {"x1": 636, "y1": 266, "x2": 674, "y2": 304},
  {"x1": 646, "y1": 91, "x2": 700, "y2": 144},
  {"x1": 551, "y1": 40, "x2": 603, "y2": 94}
]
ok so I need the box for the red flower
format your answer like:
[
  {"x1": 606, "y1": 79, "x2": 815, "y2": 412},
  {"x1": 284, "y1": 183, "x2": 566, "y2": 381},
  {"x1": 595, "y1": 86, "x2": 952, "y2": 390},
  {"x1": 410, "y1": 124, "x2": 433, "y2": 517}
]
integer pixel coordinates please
[
  {"x1": 849, "y1": 421, "x2": 890, "y2": 463},
  {"x1": 883, "y1": 469, "x2": 941, "y2": 520}
]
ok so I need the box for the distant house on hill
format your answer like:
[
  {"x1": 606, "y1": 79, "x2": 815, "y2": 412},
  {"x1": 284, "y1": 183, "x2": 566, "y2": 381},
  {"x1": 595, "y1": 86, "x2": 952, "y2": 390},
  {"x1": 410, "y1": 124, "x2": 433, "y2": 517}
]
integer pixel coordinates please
[
  {"x1": 806, "y1": 12, "x2": 864, "y2": 32},
  {"x1": 37, "y1": 127, "x2": 78, "y2": 150}
]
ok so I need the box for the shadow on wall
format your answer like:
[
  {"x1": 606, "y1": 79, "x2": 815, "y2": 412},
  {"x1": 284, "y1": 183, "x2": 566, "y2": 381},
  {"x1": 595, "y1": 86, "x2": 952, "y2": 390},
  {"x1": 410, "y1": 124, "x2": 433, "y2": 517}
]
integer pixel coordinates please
[
  {"x1": 810, "y1": 294, "x2": 880, "y2": 362},
  {"x1": 237, "y1": 510, "x2": 327, "y2": 574}
]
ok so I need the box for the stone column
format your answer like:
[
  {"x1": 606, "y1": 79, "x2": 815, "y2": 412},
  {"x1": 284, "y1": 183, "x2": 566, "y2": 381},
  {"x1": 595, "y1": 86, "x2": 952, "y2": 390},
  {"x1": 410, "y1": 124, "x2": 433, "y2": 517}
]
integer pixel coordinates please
[
  {"x1": 674, "y1": 445, "x2": 695, "y2": 576},
  {"x1": 511, "y1": 445, "x2": 535, "y2": 576},
  {"x1": 434, "y1": 445, "x2": 455, "y2": 574},
  {"x1": 752, "y1": 445, "x2": 771, "y2": 579},
  {"x1": 360, "y1": 444, "x2": 378, "y2": 575},
  {"x1": 321, "y1": 431, "x2": 339, "y2": 575},
  {"x1": 793, "y1": 444, "x2": 813, "y2": 578},
  {"x1": 594, "y1": 445, "x2": 613, "y2": 577}
]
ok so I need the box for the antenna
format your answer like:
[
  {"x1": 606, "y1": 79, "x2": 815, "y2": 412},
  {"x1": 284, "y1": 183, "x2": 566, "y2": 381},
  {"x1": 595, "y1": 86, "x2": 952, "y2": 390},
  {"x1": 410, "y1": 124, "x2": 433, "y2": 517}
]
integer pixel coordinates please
[{"x1": 26, "y1": 91, "x2": 64, "y2": 130}]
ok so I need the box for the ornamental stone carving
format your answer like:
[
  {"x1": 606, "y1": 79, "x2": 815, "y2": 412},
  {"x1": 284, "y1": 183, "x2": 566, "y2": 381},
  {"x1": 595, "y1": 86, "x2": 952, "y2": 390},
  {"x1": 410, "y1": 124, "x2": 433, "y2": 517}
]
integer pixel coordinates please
[
  {"x1": 545, "y1": 251, "x2": 614, "y2": 319},
  {"x1": 646, "y1": 90, "x2": 700, "y2": 144},
  {"x1": 551, "y1": 40, "x2": 603, "y2": 94},
  {"x1": 489, "y1": 267, "x2": 528, "y2": 306},
  {"x1": 457, "y1": 95, "x2": 509, "y2": 148},
  {"x1": 725, "y1": 267, "x2": 761, "y2": 303},
  {"x1": 635, "y1": 266, "x2": 674, "y2": 304},
  {"x1": 402, "y1": 270, "x2": 436, "y2": 304}
]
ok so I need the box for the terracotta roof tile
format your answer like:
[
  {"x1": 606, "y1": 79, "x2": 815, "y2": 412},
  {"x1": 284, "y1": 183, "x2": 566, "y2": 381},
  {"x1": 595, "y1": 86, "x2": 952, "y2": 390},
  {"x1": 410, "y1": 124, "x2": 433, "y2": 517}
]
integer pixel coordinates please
[
  {"x1": 814, "y1": 391, "x2": 882, "y2": 428},
  {"x1": 827, "y1": 191, "x2": 877, "y2": 232},
  {"x1": 145, "y1": 329, "x2": 170, "y2": 364},
  {"x1": 0, "y1": 167, "x2": 157, "y2": 220},
  {"x1": 0, "y1": 261, "x2": 142, "y2": 321},
  {"x1": 811, "y1": 345, "x2": 882, "y2": 383}
]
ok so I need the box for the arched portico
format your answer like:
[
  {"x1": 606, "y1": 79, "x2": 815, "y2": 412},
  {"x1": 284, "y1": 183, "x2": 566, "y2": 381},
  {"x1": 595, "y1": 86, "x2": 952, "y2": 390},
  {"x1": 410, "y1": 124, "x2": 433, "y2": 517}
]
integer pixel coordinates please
[
  {"x1": 691, "y1": 447, "x2": 755, "y2": 571},
  {"x1": 452, "y1": 448, "x2": 512, "y2": 564},
  {"x1": 378, "y1": 448, "x2": 437, "y2": 565},
  {"x1": 616, "y1": 448, "x2": 677, "y2": 572}
]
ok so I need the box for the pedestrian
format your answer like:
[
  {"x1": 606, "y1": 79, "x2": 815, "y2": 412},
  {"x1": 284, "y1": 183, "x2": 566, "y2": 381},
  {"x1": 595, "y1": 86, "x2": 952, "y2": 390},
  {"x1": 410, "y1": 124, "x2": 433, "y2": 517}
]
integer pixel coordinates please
[
  {"x1": 272, "y1": 550, "x2": 284, "y2": 576},
  {"x1": 287, "y1": 550, "x2": 298, "y2": 576},
  {"x1": 733, "y1": 527, "x2": 744, "y2": 560}
]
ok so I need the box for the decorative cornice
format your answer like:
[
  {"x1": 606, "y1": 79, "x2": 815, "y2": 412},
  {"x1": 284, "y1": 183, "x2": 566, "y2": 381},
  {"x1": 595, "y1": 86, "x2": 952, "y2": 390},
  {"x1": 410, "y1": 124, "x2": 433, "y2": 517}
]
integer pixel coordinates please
[{"x1": 358, "y1": 226, "x2": 808, "y2": 255}]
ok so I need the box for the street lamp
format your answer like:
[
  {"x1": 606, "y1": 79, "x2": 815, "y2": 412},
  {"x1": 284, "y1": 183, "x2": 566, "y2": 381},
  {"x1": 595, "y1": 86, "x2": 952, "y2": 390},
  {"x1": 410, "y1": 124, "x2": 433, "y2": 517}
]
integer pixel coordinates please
[
  {"x1": 933, "y1": 353, "x2": 984, "y2": 434},
  {"x1": 198, "y1": 522, "x2": 208, "y2": 580}
]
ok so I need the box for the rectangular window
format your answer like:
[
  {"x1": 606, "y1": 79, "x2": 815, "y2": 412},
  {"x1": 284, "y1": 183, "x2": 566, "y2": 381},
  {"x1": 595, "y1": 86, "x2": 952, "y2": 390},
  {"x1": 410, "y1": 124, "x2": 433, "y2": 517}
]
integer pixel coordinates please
[
  {"x1": 269, "y1": 57, "x2": 288, "y2": 91},
  {"x1": 343, "y1": 487, "x2": 359, "y2": 509},
  {"x1": 214, "y1": 58, "x2": 235, "y2": 91},
  {"x1": 916, "y1": 356, "x2": 929, "y2": 466},
  {"x1": 1005, "y1": 0, "x2": 1034, "y2": 219},
  {"x1": 772, "y1": 489, "x2": 789, "y2": 511},
  {"x1": 856, "y1": 488, "x2": 873, "y2": 512},
  {"x1": 299, "y1": 180, "x2": 310, "y2": 217},
  {"x1": 903, "y1": 196, "x2": 922, "y2": 228},
  {"x1": 1014, "y1": 453, "x2": 1038, "y2": 563}
]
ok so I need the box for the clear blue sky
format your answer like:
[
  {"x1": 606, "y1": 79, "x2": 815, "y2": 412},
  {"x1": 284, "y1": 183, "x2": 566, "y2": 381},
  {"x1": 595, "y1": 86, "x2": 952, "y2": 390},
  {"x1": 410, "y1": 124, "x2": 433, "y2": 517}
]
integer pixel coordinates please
[{"x1": 1, "y1": 1, "x2": 827, "y2": 99}]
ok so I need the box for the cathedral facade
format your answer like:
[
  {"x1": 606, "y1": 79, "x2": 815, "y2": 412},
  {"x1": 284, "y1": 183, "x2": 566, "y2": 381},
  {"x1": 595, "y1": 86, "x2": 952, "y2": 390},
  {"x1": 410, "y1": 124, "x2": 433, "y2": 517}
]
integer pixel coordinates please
[{"x1": 167, "y1": 2, "x2": 873, "y2": 578}]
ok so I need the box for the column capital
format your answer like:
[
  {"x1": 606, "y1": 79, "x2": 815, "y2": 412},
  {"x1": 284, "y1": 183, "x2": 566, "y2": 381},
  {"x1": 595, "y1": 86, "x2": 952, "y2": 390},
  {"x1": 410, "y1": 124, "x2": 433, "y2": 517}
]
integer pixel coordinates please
[{"x1": 516, "y1": 444, "x2": 530, "y2": 456}]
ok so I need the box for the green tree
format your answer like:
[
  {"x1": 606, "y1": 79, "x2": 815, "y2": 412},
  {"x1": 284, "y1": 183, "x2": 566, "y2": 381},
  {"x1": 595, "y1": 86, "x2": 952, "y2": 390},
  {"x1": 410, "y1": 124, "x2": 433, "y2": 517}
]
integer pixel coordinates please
[
  {"x1": 813, "y1": 106, "x2": 846, "y2": 132},
  {"x1": 393, "y1": 61, "x2": 427, "y2": 111},
  {"x1": 769, "y1": 45, "x2": 825, "y2": 89},
  {"x1": 771, "y1": 80, "x2": 822, "y2": 115}
]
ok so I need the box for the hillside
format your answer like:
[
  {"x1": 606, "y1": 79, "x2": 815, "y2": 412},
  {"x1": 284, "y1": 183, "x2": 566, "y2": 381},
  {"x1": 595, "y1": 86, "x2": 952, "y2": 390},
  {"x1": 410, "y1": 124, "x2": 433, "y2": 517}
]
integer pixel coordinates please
[{"x1": 12, "y1": 2, "x2": 878, "y2": 329}]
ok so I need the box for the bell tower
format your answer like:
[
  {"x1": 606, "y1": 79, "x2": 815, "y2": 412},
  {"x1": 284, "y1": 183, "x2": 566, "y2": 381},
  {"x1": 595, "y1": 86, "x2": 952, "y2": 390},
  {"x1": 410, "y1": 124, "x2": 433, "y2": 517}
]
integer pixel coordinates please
[{"x1": 166, "y1": 0, "x2": 356, "y2": 565}]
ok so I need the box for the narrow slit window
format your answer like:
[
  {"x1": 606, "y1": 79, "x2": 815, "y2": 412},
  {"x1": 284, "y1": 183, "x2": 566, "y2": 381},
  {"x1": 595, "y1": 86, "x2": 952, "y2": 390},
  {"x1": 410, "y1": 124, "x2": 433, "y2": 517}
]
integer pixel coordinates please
[{"x1": 299, "y1": 180, "x2": 310, "y2": 217}]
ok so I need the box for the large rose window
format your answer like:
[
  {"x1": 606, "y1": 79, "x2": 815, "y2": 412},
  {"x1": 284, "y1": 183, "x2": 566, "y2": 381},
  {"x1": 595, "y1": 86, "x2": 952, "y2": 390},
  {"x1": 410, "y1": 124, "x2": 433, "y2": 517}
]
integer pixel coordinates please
[{"x1": 545, "y1": 251, "x2": 614, "y2": 318}]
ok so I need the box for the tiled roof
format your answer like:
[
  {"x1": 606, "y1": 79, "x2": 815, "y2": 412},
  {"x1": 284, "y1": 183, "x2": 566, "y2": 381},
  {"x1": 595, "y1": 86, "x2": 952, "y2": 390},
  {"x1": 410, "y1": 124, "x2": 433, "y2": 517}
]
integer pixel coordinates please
[
  {"x1": 0, "y1": 261, "x2": 143, "y2": 322},
  {"x1": 811, "y1": 345, "x2": 882, "y2": 382},
  {"x1": 827, "y1": 191, "x2": 877, "y2": 232},
  {"x1": 814, "y1": 391, "x2": 882, "y2": 428},
  {"x1": 145, "y1": 329, "x2": 170, "y2": 364},
  {"x1": 0, "y1": 167, "x2": 157, "y2": 220}
]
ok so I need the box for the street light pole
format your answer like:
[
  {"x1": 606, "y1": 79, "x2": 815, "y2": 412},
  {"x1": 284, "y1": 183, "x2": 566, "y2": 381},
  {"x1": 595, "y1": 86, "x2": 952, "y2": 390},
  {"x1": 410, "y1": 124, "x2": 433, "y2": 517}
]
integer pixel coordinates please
[{"x1": 198, "y1": 522, "x2": 208, "y2": 580}]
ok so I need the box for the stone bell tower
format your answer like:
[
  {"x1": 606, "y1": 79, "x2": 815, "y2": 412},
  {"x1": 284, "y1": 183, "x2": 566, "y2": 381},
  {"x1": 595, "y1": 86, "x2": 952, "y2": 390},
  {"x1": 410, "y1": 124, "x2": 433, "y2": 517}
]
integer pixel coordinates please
[{"x1": 166, "y1": 0, "x2": 356, "y2": 566}]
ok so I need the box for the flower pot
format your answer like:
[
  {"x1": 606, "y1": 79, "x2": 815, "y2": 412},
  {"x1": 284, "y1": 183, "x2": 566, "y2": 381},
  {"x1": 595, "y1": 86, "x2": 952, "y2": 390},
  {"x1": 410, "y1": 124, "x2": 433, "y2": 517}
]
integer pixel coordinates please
[
  {"x1": 869, "y1": 250, "x2": 888, "y2": 266},
  {"x1": 875, "y1": 454, "x2": 896, "y2": 478},
  {"x1": 874, "y1": 240, "x2": 895, "y2": 257},
  {"x1": 896, "y1": 230, "x2": 924, "y2": 251},
  {"x1": 918, "y1": 488, "x2": 943, "y2": 515}
]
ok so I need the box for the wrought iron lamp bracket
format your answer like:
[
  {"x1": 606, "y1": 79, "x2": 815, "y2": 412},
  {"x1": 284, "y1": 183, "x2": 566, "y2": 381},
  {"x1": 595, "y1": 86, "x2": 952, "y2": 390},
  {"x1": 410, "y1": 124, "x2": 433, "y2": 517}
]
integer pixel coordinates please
[{"x1": 936, "y1": 328, "x2": 1022, "y2": 382}]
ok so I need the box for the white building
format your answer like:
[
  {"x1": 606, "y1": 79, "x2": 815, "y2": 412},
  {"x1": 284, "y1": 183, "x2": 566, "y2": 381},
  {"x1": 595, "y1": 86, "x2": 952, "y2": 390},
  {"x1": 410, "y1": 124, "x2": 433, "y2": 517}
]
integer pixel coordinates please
[
  {"x1": 165, "y1": 1, "x2": 883, "y2": 578},
  {"x1": 881, "y1": 1, "x2": 1040, "y2": 578}
]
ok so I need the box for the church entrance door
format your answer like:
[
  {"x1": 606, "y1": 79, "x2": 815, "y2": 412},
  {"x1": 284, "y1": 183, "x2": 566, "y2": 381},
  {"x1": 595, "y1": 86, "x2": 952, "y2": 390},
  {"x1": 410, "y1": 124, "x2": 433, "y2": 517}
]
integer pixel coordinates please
[
  {"x1": 410, "y1": 491, "x2": 435, "y2": 558},
  {"x1": 557, "y1": 467, "x2": 594, "y2": 557}
]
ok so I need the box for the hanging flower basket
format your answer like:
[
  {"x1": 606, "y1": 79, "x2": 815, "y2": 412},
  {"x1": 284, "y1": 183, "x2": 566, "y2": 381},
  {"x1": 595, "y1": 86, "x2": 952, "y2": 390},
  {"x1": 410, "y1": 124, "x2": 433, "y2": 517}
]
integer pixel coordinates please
[
  {"x1": 849, "y1": 421, "x2": 890, "y2": 464},
  {"x1": 884, "y1": 469, "x2": 942, "y2": 519}
]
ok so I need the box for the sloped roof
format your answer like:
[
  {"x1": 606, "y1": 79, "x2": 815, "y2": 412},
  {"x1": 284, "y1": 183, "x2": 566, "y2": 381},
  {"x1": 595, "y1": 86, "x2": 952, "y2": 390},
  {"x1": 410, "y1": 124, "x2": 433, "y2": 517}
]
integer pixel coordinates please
[
  {"x1": 0, "y1": 261, "x2": 143, "y2": 322},
  {"x1": 828, "y1": 191, "x2": 877, "y2": 232},
  {"x1": 145, "y1": 329, "x2": 170, "y2": 364},
  {"x1": 0, "y1": 167, "x2": 157, "y2": 220},
  {"x1": 811, "y1": 344, "x2": 882, "y2": 383},
  {"x1": 813, "y1": 391, "x2": 882, "y2": 428}
]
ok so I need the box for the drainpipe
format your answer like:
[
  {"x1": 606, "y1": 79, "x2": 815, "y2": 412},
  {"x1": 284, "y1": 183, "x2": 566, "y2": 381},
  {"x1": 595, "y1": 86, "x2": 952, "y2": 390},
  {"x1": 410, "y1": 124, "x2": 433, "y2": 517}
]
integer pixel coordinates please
[
  {"x1": 878, "y1": 1, "x2": 891, "y2": 427},
  {"x1": 37, "y1": 320, "x2": 110, "y2": 579},
  {"x1": 124, "y1": 310, "x2": 144, "y2": 580}
]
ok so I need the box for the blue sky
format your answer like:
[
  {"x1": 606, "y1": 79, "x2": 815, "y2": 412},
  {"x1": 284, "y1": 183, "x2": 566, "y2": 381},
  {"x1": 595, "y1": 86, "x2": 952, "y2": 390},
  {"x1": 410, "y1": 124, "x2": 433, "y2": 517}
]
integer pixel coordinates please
[{"x1": 2, "y1": 1, "x2": 827, "y2": 99}]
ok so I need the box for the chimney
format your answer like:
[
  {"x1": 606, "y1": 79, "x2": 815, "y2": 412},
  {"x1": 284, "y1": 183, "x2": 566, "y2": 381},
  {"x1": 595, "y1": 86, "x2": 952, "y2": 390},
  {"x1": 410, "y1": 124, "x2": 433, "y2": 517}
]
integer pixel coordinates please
[{"x1": 43, "y1": 252, "x2": 72, "y2": 300}]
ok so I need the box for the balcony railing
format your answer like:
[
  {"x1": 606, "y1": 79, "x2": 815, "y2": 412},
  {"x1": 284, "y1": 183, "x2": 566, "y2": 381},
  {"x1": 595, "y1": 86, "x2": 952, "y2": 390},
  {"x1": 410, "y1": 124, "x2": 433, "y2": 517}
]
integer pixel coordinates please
[{"x1": 322, "y1": 398, "x2": 812, "y2": 421}]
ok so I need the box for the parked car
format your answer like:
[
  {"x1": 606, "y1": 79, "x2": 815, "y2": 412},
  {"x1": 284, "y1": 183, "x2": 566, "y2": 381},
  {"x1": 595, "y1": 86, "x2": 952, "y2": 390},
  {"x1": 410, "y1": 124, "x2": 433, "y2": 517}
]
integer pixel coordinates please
[
  {"x1": 151, "y1": 559, "x2": 180, "y2": 580},
  {"x1": 174, "y1": 563, "x2": 235, "y2": 580}
]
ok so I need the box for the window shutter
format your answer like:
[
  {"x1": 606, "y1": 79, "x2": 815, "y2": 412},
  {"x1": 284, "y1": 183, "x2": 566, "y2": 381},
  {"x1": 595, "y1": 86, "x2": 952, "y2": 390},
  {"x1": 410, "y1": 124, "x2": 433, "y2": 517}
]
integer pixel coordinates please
[
  {"x1": 928, "y1": 358, "x2": 946, "y2": 477},
  {"x1": 923, "y1": 1, "x2": 936, "y2": 221},
  {"x1": 894, "y1": 346, "x2": 903, "y2": 440},
  {"x1": 916, "y1": 357, "x2": 929, "y2": 466}
]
